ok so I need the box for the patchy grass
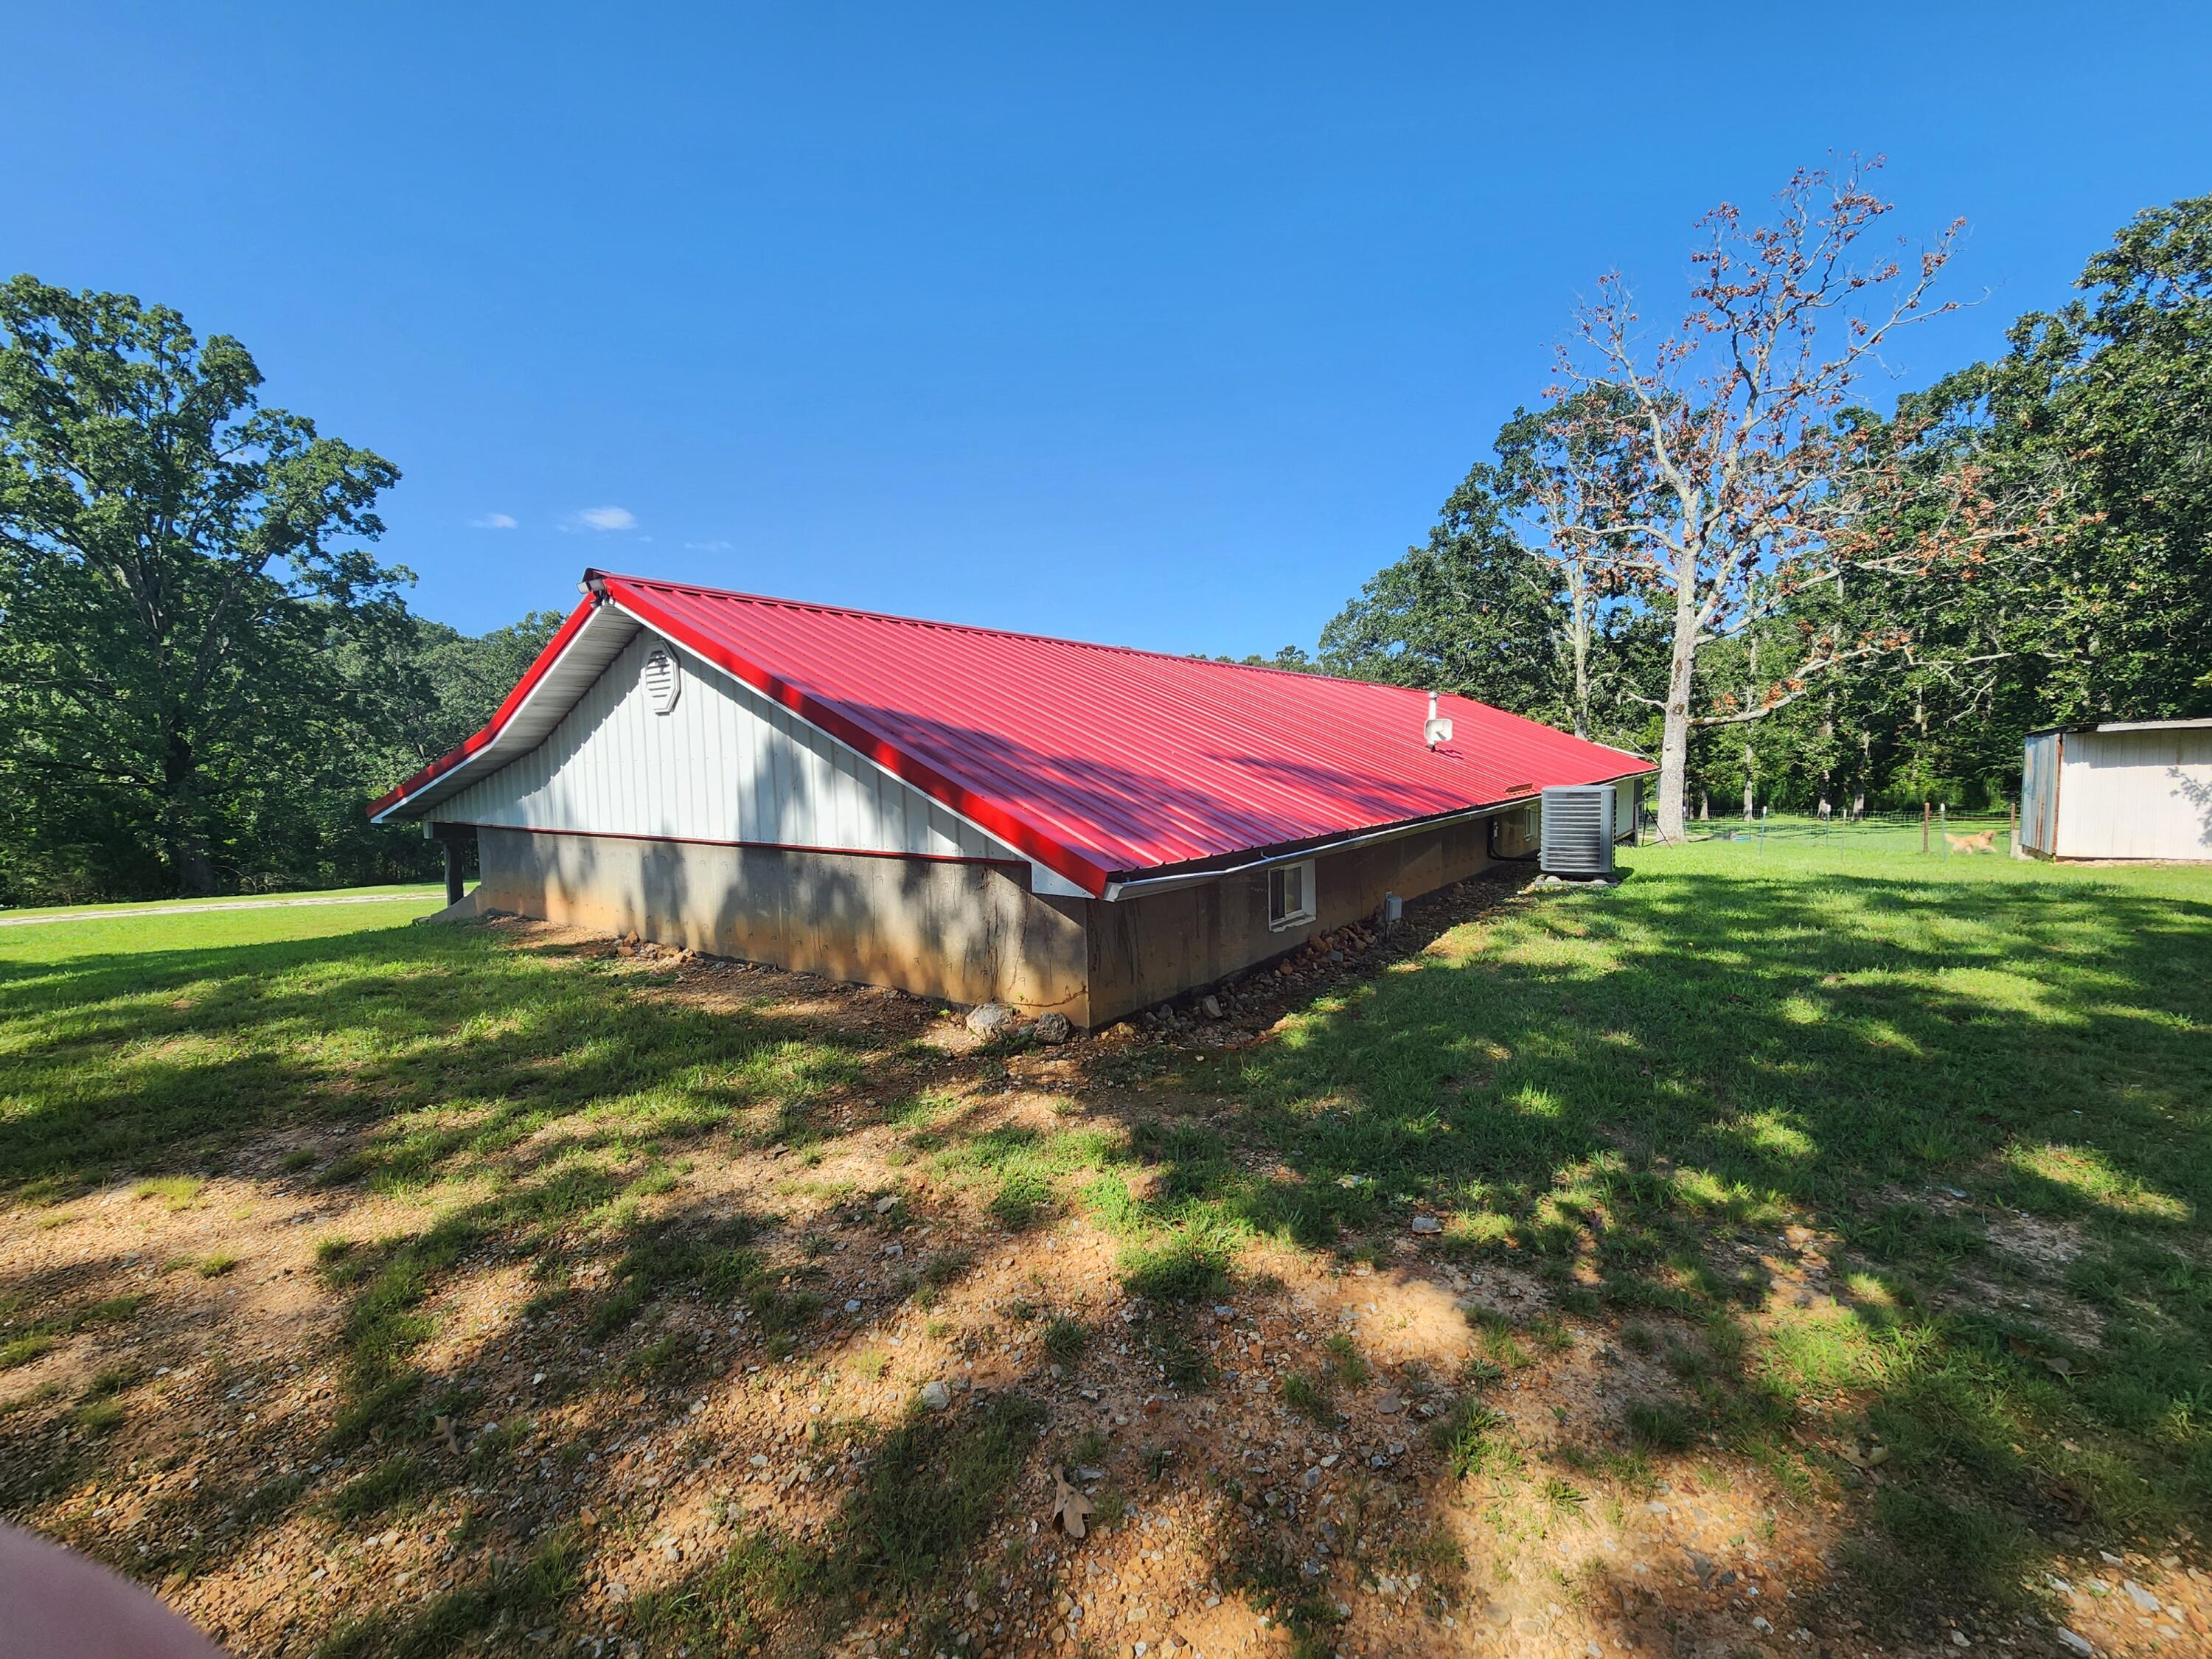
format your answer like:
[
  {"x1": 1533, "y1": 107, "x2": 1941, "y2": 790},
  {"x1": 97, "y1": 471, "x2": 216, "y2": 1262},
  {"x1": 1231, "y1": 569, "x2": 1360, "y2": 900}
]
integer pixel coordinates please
[
  {"x1": 135, "y1": 1175, "x2": 206, "y2": 1211},
  {"x1": 2, "y1": 844, "x2": 2210, "y2": 1654},
  {"x1": 1279, "y1": 1368, "x2": 1335, "y2": 1425},
  {"x1": 1322, "y1": 1330, "x2": 1368, "y2": 1387},
  {"x1": 1234, "y1": 839, "x2": 2212, "y2": 1617},
  {"x1": 0, "y1": 1291, "x2": 145, "y2": 1370}
]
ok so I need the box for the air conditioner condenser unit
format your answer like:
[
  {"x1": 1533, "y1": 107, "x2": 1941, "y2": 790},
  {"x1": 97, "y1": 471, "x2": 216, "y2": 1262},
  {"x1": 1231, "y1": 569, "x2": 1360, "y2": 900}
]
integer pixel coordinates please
[{"x1": 1539, "y1": 784, "x2": 1618, "y2": 878}]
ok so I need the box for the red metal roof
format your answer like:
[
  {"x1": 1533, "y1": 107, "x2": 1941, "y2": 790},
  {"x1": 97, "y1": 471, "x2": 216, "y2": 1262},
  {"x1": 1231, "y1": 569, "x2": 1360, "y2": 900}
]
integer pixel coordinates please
[{"x1": 374, "y1": 570, "x2": 1652, "y2": 895}]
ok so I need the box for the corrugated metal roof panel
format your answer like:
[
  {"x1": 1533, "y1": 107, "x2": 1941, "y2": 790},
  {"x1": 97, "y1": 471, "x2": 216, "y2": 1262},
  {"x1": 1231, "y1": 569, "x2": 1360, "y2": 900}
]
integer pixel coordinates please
[{"x1": 372, "y1": 569, "x2": 1653, "y2": 894}]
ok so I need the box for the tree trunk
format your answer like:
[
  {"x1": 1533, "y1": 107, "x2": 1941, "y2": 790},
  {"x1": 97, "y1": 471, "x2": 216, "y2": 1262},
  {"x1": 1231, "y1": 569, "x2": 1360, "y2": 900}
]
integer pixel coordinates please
[
  {"x1": 1741, "y1": 703, "x2": 1755, "y2": 819},
  {"x1": 1653, "y1": 566, "x2": 1701, "y2": 842},
  {"x1": 1741, "y1": 641, "x2": 1757, "y2": 821},
  {"x1": 158, "y1": 726, "x2": 218, "y2": 896},
  {"x1": 1568, "y1": 565, "x2": 1592, "y2": 740},
  {"x1": 1818, "y1": 695, "x2": 1834, "y2": 820}
]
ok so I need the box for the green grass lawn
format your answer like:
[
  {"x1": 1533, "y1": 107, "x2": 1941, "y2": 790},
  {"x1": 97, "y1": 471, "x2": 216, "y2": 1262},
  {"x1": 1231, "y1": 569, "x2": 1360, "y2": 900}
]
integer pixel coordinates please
[
  {"x1": 0, "y1": 888, "x2": 448, "y2": 973},
  {"x1": 0, "y1": 881, "x2": 445, "y2": 922},
  {"x1": 1, "y1": 842, "x2": 2208, "y2": 1651},
  {"x1": 1215, "y1": 838, "x2": 2212, "y2": 1610},
  {"x1": 0, "y1": 894, "x2": 858, "y2": 1200}
]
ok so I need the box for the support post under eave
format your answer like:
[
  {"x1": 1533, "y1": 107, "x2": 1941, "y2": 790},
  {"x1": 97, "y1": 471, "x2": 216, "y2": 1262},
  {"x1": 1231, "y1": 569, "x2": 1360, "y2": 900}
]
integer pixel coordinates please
[{"x1": 423, "y1": 820, "x2": 470, "y2": 907}]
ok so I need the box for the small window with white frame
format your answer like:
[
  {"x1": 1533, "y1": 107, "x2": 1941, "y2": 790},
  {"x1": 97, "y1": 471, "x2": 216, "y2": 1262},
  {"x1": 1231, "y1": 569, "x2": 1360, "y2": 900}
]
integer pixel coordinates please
[{"x1": 1267, "y1": 859, "x2": 1316, "y2": 931}]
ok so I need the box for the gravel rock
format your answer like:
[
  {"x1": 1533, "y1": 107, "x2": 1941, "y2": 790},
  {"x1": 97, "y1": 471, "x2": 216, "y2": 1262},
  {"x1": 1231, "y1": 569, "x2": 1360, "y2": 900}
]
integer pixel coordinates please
[
  {"x1": 919, "y1": 1380, "x2": 953, "y2": 1410},
  {"x1": 1033, "y1": 1011, "x2": 1073, "y2": 1043},
  {"x1": 966, "y1": 1002, "x2": 1020, "y2": 1037}
]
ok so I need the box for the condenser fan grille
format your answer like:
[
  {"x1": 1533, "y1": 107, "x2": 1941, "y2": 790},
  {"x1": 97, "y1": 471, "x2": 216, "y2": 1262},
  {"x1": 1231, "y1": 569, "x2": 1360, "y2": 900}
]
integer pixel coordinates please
[{"x1": 1539, "y1": 785, "x2": 1617, "y2": 878}]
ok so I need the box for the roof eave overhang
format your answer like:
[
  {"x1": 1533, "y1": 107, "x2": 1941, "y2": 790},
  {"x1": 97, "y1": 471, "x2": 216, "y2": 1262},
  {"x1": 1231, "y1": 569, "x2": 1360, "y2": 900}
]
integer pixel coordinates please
[
  {"x1": 1099, "y1": 765, "x2": 1653, "y2": 900},
  {"x1": 366, "y1": 593, "x2": 640, "y2": 824}
]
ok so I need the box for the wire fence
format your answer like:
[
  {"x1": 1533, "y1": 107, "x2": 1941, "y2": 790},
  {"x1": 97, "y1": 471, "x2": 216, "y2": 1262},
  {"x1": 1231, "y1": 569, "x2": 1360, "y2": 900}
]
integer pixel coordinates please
[{"x1": 1637, "y1": 805, "x2": 2020, "y2": 858}]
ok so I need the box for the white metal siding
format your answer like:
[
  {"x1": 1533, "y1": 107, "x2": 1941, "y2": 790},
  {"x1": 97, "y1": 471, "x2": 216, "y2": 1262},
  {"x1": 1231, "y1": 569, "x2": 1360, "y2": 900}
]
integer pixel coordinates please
[
  {"x1": 439, "y1": 628, "x2": 1020, "y2": 862},
  {"x1": 2052, "y1": 728, "x2": 2212, "y2": 860},
  {"x1": 2021, "y1": 731, "x2": 2061, "y2": 855},
  {"x1": 1613, "y1": 776, "x2": 1641, "y2": 841}
]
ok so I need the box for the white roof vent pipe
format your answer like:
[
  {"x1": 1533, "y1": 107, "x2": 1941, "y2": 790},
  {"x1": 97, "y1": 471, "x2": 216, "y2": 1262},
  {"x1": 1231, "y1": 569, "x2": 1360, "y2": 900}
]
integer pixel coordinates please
[{"x1": 1424, "y1": 690, "x2": 1454, "y2": 750}]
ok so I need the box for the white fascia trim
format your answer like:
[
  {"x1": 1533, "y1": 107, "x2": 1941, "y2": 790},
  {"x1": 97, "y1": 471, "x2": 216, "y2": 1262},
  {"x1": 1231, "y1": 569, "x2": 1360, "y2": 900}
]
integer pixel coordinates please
[
  {"x1": 1095, "y1": 775, "x2": 1644, "y2": 901},
  {"x1": 369, "y1": 602, "x2": 627, "y2": 826},
  {"x1": 1027, "y1": 862, "x2": 1091, "y2": 898},
  {"x1": 1099, "y1": 801, "x2": 1511, "y2": 900}
]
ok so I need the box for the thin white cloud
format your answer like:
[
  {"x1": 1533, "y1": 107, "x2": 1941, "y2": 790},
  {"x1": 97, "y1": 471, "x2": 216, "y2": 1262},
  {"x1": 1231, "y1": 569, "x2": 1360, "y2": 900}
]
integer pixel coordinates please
[
  {"x1": 573, "y1": 505, "x2": 637, "y2": 532},
  {"x1": 470, "y1": 512, "x2": 519, "y2": 530},
  {"x1": 685, "y1": 539, "x2": 734, "y2": 554}
]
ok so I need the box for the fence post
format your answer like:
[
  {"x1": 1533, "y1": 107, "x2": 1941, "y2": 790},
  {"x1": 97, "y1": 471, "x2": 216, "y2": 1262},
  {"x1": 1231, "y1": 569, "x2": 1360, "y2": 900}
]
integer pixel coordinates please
[
  {"x1": 1922, "y1": 801, "x2": 1930, "y2": 855},
  {"x1": 2009, "y1": 800, "x2": 2019, "y2": 857},
  {"x1": 1940, "y1": 802, "x2": 1949, "y2": 858}
]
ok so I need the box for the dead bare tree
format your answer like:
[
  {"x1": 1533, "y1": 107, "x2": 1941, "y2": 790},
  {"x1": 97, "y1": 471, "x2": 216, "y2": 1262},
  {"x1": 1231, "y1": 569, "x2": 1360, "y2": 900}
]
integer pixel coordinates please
[{"x1": 1542, "y1": 159, "x2": 1965, "y2": 842}]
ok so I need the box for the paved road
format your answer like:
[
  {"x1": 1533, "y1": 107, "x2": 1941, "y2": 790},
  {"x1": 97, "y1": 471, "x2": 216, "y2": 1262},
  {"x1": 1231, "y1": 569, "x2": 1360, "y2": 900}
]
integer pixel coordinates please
[{"x1": 0, "y1": 893, "x2": 442, "y2": 929}]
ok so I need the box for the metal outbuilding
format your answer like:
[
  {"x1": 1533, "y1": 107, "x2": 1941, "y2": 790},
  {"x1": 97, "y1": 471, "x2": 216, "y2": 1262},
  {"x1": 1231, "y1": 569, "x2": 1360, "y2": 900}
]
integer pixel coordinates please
[
  {"x1": 2020, "y1": 718, "x2": 2212, "y2": 862},
  {"x1": 371, "y1": 570, "x2": 1652, "y2": 1025}
]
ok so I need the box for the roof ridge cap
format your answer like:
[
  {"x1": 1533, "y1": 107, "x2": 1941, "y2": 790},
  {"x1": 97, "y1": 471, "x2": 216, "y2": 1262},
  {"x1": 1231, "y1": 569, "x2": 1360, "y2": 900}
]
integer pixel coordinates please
[{"x1": 588, "y1": 568, "x2": 1408, "y2": 692}]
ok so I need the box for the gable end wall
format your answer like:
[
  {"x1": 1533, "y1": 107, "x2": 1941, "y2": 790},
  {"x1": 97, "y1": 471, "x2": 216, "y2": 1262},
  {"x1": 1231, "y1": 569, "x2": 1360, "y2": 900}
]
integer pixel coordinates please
[{"x1": 439, "y1": 627, "x2": 1020, "y2": 863}]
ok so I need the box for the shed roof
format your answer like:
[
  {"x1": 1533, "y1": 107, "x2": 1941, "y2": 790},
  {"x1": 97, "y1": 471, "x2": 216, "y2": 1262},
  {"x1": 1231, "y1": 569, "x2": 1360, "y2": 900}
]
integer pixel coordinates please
[
  {"x1": 2026, "y1": 717, "x2": 2212, "y2": 738},
  {"x1": 372, "y1": 570, "x2": 1652, "y2": 895}
]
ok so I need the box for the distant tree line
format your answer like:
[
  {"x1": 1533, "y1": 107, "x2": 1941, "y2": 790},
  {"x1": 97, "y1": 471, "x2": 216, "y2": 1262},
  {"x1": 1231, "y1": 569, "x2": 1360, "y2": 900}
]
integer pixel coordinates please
[
  {"x1": 1250, "y1": 175, "x2": 2212, "y2": 830},
  {"x1": 0, "y1": 276, "x2": 561, "y2": 903}
]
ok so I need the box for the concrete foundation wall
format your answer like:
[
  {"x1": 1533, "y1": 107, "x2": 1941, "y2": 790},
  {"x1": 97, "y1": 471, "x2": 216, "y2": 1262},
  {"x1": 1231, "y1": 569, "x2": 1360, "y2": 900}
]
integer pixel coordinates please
[
  {"x1": 463, "y1": 812, "x2": 1503, "y2": 1031},
  {"x1": 473, "y1": 827, "x2": 1091, "y2": 1020},
  {"x1": 1082, "y1": 815, "x2": 1495, "y2": 1026}
]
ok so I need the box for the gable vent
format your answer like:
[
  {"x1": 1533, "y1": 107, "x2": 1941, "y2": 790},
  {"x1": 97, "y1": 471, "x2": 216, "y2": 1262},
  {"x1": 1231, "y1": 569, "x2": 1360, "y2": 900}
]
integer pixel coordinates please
[
  {"x1": 1539, "y1": 784, "x2": 1617, "y2": 878},
  {"x1": 641, "y1": 646, "x2": 682, "y2": 714}
]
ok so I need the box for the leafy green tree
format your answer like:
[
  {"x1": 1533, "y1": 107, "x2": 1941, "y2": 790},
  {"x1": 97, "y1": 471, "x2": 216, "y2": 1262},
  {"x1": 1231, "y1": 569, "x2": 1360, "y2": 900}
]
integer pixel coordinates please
[
  {"x1": 386, "y1": 609, "x2": 568, "y2": 770},
  {"x1": 1907, "y1": 195, "x2": 2212, "y2": 728},
  {"x1": 1318, "y1": 457, "x2": 1561, "y2": 709},
  {"x1": 0, "y1": 277, "x2": 403, "y2": 894},
  {"x1": 1318, "y1": 397, "x2": 1665, "y2": 753},
  {"x1": 1208, "y1": 644, "x2": 1318, "y2": 672}
]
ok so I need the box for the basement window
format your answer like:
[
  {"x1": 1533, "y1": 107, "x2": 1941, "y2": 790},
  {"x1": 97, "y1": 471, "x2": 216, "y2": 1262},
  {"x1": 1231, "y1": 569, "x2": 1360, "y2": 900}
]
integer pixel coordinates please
[{"x1": 1267, "y1": 860, "x2": 1316, "y2": 931}]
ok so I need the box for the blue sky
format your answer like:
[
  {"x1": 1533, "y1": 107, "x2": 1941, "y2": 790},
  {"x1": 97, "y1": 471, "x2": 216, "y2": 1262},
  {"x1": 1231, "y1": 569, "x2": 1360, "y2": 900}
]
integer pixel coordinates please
[{"x1": 8, "y1": 3, "x2": 2208, "y2": 655}]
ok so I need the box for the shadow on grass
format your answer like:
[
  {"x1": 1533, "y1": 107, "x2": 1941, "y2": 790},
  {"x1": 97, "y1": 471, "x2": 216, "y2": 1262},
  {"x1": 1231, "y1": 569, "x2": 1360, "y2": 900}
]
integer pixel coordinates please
[
  {"x1": 0, "y1": 924, "x2": 881, "y2": 1196},
  {"x1": 6, "y1": 856, "x2": 2211, "y2": 1651},
  {"x1": 1190, "y1": 858, "x2": 2212, "y2": 1628}
]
